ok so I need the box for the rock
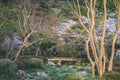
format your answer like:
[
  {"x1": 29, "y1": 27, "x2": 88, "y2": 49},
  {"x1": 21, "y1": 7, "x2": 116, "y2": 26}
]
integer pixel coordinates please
[
  {"x1": 48, "y1": 61, "x2": 61, "y2": 68},
  {"x1": 54, "y1": 64, "x2": 62, "y2": 68},
  {"x1": 23, "y1": 77, "x2": 34, "y2": 80},
  {"x1": 37, "y1": 71, "x2": 48, "y2": 77},
  {"x1": 18, "y1": 70, "x2": 33, "y2": 79},
  {"x1": 77, "y1": 66, "x2": 82, "y2": 69},
  {"x1": 77, "y1": 71, "x2": 87, "y2": 77},
  {"x1": 84, "y1": 66, "x2": 91, "y2": 70},
  {"x1": 48, "y1": 61, "x2": 56, "y2": 66},
  {"x1": 68, "y1": 65, "x2": 73, "y2": 68},
  {"x1": 29, "y1": 58, "x2": 43, "y2": 62},
  {"x1": 56, "y1": 73, "x2": 67, "y2": 77},
  {"x1": 67, "y1": 65, "x2": 73, "y2": 70}
]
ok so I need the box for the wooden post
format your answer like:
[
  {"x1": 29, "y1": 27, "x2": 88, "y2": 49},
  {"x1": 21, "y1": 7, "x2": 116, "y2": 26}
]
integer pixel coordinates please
[{"x1": 57, "y1": 60, "x2": 61, "y2": 65}]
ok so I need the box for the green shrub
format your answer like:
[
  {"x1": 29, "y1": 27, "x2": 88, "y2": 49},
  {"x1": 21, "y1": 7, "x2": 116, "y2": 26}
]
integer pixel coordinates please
[
  {"x1": 0, "y1": 59, "x2": 17, "y2": 78},
  {"x1": 113, "y1": 60, "x2": 120, "y2": 72},
  {"x1": 57, "y1": 45, "x2": 76, "y2": 57},
  {"x1": 104, "y1": 71, "x2": 120, "y2": 80},
  {"x1": 35, "y1": 76, "x2": 81, "y2": 80},
  {"x1": 16, "y1": 59, "x2": 43, "y2": 70},
  {"x1": 113, "y1": 60, "x2": 120, "y2": 66},
  {"x1": 113, "y1": 66, "x2": 120, "y2": 73}
]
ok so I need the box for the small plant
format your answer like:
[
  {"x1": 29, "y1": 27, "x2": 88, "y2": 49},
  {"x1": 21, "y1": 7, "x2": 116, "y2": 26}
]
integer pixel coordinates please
[
  {"x1": 104, "y1": 71, "x2": 120, "y2": 80},
  {"x1": 0, "y1": 59, "x2": 17, "y2": 78},
  {"x1": 16, "y1": 59, "x2": 43, "y2": 70}
]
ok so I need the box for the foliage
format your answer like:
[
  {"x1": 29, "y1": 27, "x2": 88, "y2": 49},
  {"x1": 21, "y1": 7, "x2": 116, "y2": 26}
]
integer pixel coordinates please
[
  {"x1": 57, "y1": 44, "x2": 76, "y2": 57},
  {"x1": 0, "y1": 0, "x2": 17, "y2": 4},
  {"x1": 113, "y1": 60, "x2": 120, "y2": 73},
  {"x1": 40, "y1": 39, "x2": 56, "y2": 57},
  {"x1": 40, "y1": 40, "x2": 56, "y2": 50},
  {"x1": 0, "y1": 45, "x2": 8, "y2": 58},
  {"x1": 96, "y1": 0, "x2": 116, "y2": 12},
  {"x1": 104, "y1": 71, "x2": 120, "y2": 80},
  {"x1": 56, "y1": 44, "x2": 86, "y2": 58},
  {"x1": 35, "y1": 76, "x2": 81, "y2": 80},
  {"x1": 0, "y1": 5, "x2": 18, "y2": 37},
  {"x1": 59, "y1": 1, "x2": 87, "y2": 19},
  {"x1": 43, "y1": 65, "x2": 77, "y2": 78},
  {"x1": 16, "y1": 59, "x2": 43, "y2": 70},
  {"x1": 0, "y1": 59, "x2": 17, "y2": 78}
]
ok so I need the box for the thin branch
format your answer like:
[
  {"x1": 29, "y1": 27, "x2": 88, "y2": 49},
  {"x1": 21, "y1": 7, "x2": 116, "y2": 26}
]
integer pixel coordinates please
[
  {"x1": 77, "y1": 16, "x2": 90, "y2": 33},
  {"x1": 73, "y1": 0, "x2": 78, "y2": 13},
  {"x1": 85, "y1": 0, "x2": 91, "y2": 27},
  {"x1": 23, "y1": 8, "x2": 27, "y2": 33},
  {"x1": 16, "y1": 14, "x2": 25, "y2": 36},
  {"x1": 28, "y1": 38, "x2": 43, "y2": 46}
]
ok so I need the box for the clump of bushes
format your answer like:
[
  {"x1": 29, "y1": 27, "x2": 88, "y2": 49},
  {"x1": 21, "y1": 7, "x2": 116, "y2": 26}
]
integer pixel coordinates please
[
  {"x1": 104, "y1": 71, "x2": 120, "y2": 80},
  {"x1": 113, "y1": 60, "x2": 120, "y2": 66},
  {"x1": 113, "y1": 60, "x2": 120, "y2": 72},
  {"x1": 57, "y1": 45, "x2": 76, "y2": 57},
  {"x1": 35, "y1": 76, "x2": 81, "y2": 80},
  {"x1": 16, "y1": 59, "x2": 43, "y2": 70},
  {"x1": 0, "y1": 59, "x2": 17, "y2": 78},
  {"x1": 113, "y1": 66, "x2": 120, "y2": 73}
]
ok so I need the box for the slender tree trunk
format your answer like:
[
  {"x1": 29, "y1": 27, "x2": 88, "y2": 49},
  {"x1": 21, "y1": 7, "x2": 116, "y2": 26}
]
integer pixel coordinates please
[
  {"x1": 14, "y1": 45, "x2": 25, "y2": 61},
  {"x1": 70, "y1": 0, "x2": 108, "y2": 77},
  {"x1": 14, "y1": 35, "x2": 29, "y2": 61},
  {"x1": 108, "y1": 31, "x2": 119, "y2": 71},
  {"x1": 36, "y1": 48, "x2": 40, "y2": 56},
  {"x1": 108, "y1": 1, "x2": 120, "y2": 71},
  {"x1": 99, "y1": 0, "x2": 107, "y2": 77},
  {"x1": 103, "y1": 53, "x2": 106, "y2": 73},
  {"x1": 86, "y1": 37, "x2": 95, "y2": 77},
  {"x1": 91, "y1": 62, "x2": 95, "y2": 77}
]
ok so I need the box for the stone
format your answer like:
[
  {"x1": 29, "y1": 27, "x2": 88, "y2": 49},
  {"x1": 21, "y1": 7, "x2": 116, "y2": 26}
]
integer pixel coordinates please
[
  {"x1": 48, "y1": 61, "x2": 56, "y2": 66},
  {"x1": 18, "y1": 70, "x2": 33, "y2": 79},
  {"x1": 37, "y1": 71, "x2": 48, "y2": 77},
  {"x1": 23, "y1": 77, "x2": 34, "y2": 80},
  {"x1": 29, "y1": 58, "x2": 43, "y2": 62},
  {"x1": 84, "y1": 66, "x2": 91, "y2": 70},
  {"x1": 67, "y1": 65, "x2": 73, "y2": 70},
  {"x1": 68, "y1": 65, "x2": 73, "y2": 68},
  {"x1": 77, "y1": 71, "x2": 87, "y2": 77},
  {"x1": 54, "y1": 64, "x2": 62, "y2": 68},
  {"x1": 18, "y1": 70, "x2": 24, "y2": 78}
]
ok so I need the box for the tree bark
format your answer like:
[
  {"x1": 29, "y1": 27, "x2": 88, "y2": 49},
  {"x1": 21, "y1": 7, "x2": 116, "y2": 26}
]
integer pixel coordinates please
[
  {"x1": 86, "y1": 37, "x2": 95, "y2": 77},
  {"x1": 36, "y1": 48, "x2": 40, "y2": 56},
  {"x1": 14, "y1": 45, "x2": 25, "y2": 61},
  {"x1": 108, "y1": 28, "x2": 120, "y2": 71},
  {"x1": 108, "y1": 1, "x2": 120, "y2": 71},
  {"x1": 70, "y1": 0, "x2": 107, "y2": 77}
]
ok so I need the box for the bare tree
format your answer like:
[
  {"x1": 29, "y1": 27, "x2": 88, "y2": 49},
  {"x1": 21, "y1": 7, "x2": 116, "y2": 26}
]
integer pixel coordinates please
[
  {"x1": 69, "y1": 0, "x2": 120, "y2": 77},
  {"x1": 68, "y1": 0, "x2": 107, "y2": 77},
  {"x1": 12, "y1": 0, "x2": 53, "y2": 61},
  {"x1": 108, "y1": 0, "x2": 120, "y2": 71}
]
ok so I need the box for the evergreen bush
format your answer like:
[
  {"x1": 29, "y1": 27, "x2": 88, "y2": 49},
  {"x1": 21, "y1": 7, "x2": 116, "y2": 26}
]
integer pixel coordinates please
[
  {"x1": 16, "y1": 59, "x2": 43, "y2": 70},
  {"x1": 0, "y1": 59, "x2": 17, "y2": 78}
]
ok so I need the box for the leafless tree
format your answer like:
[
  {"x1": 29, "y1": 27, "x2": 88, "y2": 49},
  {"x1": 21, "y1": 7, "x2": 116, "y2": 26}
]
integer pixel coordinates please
[{"x1": 12, "y1": 0, "x2": 54, "y2": 61}]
